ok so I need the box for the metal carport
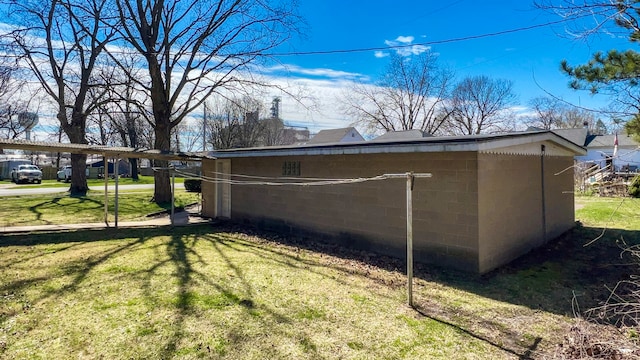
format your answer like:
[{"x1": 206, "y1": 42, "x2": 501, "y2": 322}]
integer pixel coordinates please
[{"x1": 0, "y1": 138, "x2": 213, "y2": 227}]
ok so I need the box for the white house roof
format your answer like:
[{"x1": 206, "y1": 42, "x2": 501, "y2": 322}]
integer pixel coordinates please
[
  {"x1": 306, "y1": 127, "x2": 364, "y2": 144},
  {"x1": 210, "y1": 130, "x2": 586, "y2": 158}
]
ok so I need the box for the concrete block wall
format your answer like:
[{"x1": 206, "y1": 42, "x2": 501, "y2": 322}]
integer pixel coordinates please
[
  {"x1": 543, "y1": 156, "x2": 576, "y2": 239},
  {"x1": 477, "y1": 153, "x2": 575, "y2": 273},
  {"x1": 224, "y1": 152, "x2": 481, "y2": 271}
]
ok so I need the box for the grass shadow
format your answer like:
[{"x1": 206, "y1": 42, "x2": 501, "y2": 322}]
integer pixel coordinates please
[
  {"x1": 460, "y1": 224, "x2": 640, "y2": 315},
  {"x1": 3, "y1": 221, "x2": 635, "y2": 358},
  {"x1": 152, "y1": 229, "x2": 300, "y2": 358},
  {"x1": 211, "y1": 221, "x2": 640, "y2": 317},
  {"x1": 201, "y1": 221, "x2": 640, "y2": 357},
  {"x1": 24, "y1": 195, "x2": 105, "y2": 225}
]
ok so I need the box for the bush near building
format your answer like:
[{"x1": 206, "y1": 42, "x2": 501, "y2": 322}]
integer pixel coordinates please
[{"x1": 183, "y1": 178, "x2": 202, "y2": 192}]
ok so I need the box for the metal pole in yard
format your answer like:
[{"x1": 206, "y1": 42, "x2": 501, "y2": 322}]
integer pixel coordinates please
[
  {"x1": 385, "y1": 172, "x2": 431, "y2": 307},
  {"x1": 115, "y1": 157, "x2": 119, "y2": 229},
  {"x1": 104, "y1": 154, "x2": 108, "y2": 226},
  {"x1": 406, "y1": 172, "x2": 415, "y2": 307},
  {"x1": 171, "y1": 166, "x2": 175, "y2": 226}
]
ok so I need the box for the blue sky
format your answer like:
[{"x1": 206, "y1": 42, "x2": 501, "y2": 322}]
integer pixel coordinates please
[
  {"x1": 3, "y1": 0, "x2": 636, "y2": 139},
  {"x1": 266, "y1": 0, "x2": 635, "y2": 131}
]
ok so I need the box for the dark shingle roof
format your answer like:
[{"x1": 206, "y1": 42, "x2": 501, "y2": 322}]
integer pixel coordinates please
[
  {"x1": 373, "y1": 130, "x2": 432, "y2": 142},
  {"x1": 552, "y1": 128, "x2": 589, "y2": 147},
  {"x1": 585, "y1": 133, "x2": 638, "y2": 148}
]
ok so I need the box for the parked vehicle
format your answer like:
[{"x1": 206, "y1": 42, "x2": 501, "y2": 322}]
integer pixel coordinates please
[
  {"x1": 0, "y1": 159, "x2": 30, "y2": 180},
  {"x1": 57, "y1": 165, "x2": 89, "y2": 182},
  {"x1": 56, "y1": 165, "x2": 72, "y2": 182},
  {"x1": 11, "y1": 164, "x2": 42, "y2": 184}
]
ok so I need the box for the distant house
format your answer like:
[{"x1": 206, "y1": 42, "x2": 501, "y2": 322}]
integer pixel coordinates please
[
  {"x1": 202, "y1": 130, "x2": 585, "y2": 274},
  {"x1": 87, "y1": 159, "x2": 130, "y2": 177},
  {"x1": 307, "y1": 127, "x2": 364, "y2": 144},
  {"x1": 553, "y1": 129, "x2": 640, "y2": 172}
]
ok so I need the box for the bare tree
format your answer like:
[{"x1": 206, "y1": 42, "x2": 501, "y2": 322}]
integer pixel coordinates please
[
  {"x1": 561, "y1": 107, "x2": 597, "y2": 129},
  {"x1": 261, "y1": 117, "x2": 286, "y2": 146},
  {"x1": 525, "y1": 96, "x2": 602, "y2": 131},
  {"x1": 112, "y1": 0, "x2": 301, "y2": 203},
  {"x1": 343, "y1": 52, "x2": 454, "y2": 135},
  {"x1": 2, "y1": 0, "x2": 117, "y2": 195},
  {"x1": 444, "y1": 75, "x2": 517, "y2": 135},
  {"x1": 0, "y1": 62, "x2": 31, "y2": 142},
  {"x1": 173, "y1": 119, "x2": 204, "y2": 153},
  {"x1": 526, "y1": 96, "x2": 565, "y2": 130},
  {"x1": 205, "y1": 96, "x2": 266, "y2": 149},
  {"x1": 95, "y1": 58, "x2": 154, "y2": 180}
]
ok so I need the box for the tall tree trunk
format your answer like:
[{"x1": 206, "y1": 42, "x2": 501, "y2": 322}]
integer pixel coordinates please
[
  {"x1": 153, "y1": 122, "x2": 171, "y2": 203},
  {"x1": 64, "y1": 113, "x2": 89, "y2": 196},
  {"x1": 129, "y1": 158, "x2": 139, "y2": 180},
  {"x1": 69, "y1": 153, "x2": 88, "y2": 196}
]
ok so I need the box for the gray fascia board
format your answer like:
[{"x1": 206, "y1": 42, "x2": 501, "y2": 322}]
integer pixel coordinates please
[
  {"x1": 477, "y1": 132, "x2": 586, "y2": 155},
  {"x1": 211, "y1": 131, "x2": 586, "y2": 159}
]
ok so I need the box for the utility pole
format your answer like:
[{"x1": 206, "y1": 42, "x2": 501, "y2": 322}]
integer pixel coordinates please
[{"x1": 203, "y1": 103, "x2": 208, "y2": 152}]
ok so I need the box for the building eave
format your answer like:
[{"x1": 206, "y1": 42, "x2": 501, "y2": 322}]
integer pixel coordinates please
[{"x1": 209, "y1": 131, "x2": 586, "y2": 158}]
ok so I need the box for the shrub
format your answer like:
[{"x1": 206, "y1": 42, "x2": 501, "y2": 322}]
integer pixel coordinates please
[
  {"x1": 628, "y1": 176, "x2": 640, "y2": 198},
  {"x1": 183, "y1": 178, "x2": 202, "y2": 193}
]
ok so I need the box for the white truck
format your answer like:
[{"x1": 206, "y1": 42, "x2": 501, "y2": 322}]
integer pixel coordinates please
[
  {"x1": 57, "y1": 165, "x2": 90, "y2": 182},
  {"x1": 56, "y1": 165, "x2": 72, "y2": 182},
  {"x1": 10, "y1": 164, "x2": 43, "y2": 184}
]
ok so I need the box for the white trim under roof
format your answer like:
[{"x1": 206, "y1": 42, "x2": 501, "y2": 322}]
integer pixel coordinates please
[{"x1": 210, "y1": 131, "x2": 586, "y2": 158}]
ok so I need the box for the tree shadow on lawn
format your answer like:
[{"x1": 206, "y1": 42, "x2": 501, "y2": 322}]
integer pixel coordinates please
[
  {"x1": 214, "y1": 222, "x2": 640, "y2": 317},
  {"x1": 2, "y1": 223, "x2": 636, "y2": 358},
  {"x1": 0, "y1": 226, "x2": 310, "y2": 359},
  {"x1": 24, "y1": 195, "x2": 105, "y2": 225},
  {"x1": 200, "y1": 221, "x2": 640, "y2": 357},
  {"x1": 156, "y1": 231, "x2": 305, "y2": 359}
]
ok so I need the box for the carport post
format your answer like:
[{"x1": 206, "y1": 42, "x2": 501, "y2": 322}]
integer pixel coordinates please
[
  {"x1": 115, "y1": 157, "x2": 119, "y2": 228},
  {"x1": 171, "y1": 166, "x2": 175, "y2": 226},
  {"x1": 103, "y1": 154, "x2": 108, "y2": 226}
]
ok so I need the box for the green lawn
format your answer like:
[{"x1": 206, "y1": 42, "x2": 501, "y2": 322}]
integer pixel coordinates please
[
  {"x1": 0, "y1": 175, "x2": 184, "y2": 189},
  {"x1": 0, "y1": 196, "x2": 638, "y2": 358},
  {"x1": 0, "y1": 227, "x2": 563, "y2": 359},
  {"x1": 575, "y1": 195, "x2": 640, "y2": 230},
  {"x1": 0, "y1": 190, "x2": 200, "y2": 227}
]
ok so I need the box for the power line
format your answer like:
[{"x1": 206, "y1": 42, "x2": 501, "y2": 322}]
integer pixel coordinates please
[
  {"x1": 264, "y1": 12, "x2": 605, "y2": 57},
  {"x1": 0, "y1": 9, "x2": 606, "y2": 60}
]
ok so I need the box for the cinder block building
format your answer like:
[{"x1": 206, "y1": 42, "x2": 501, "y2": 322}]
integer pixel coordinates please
[{"x1": 202, "y1": 130, "x2": 585, "y2": 273}]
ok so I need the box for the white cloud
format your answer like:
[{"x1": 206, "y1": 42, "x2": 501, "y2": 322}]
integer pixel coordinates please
[
  {"x1": 374, "y1": 51, "x2": 390, "y2": 58},
  {"x1": 382, "y1": 35, "x2": 430, "y2": 57},
  {"x1": 395, "y1": 36, "x2": 414, "y2": 44},
  {"x1": 261, "y1": 64, "x2": 368, "y2": 81}
]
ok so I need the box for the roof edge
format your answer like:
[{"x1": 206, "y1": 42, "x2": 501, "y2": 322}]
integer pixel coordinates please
[{"x1": 210, "y1": 130, "x2": 586, "y2": 158}]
